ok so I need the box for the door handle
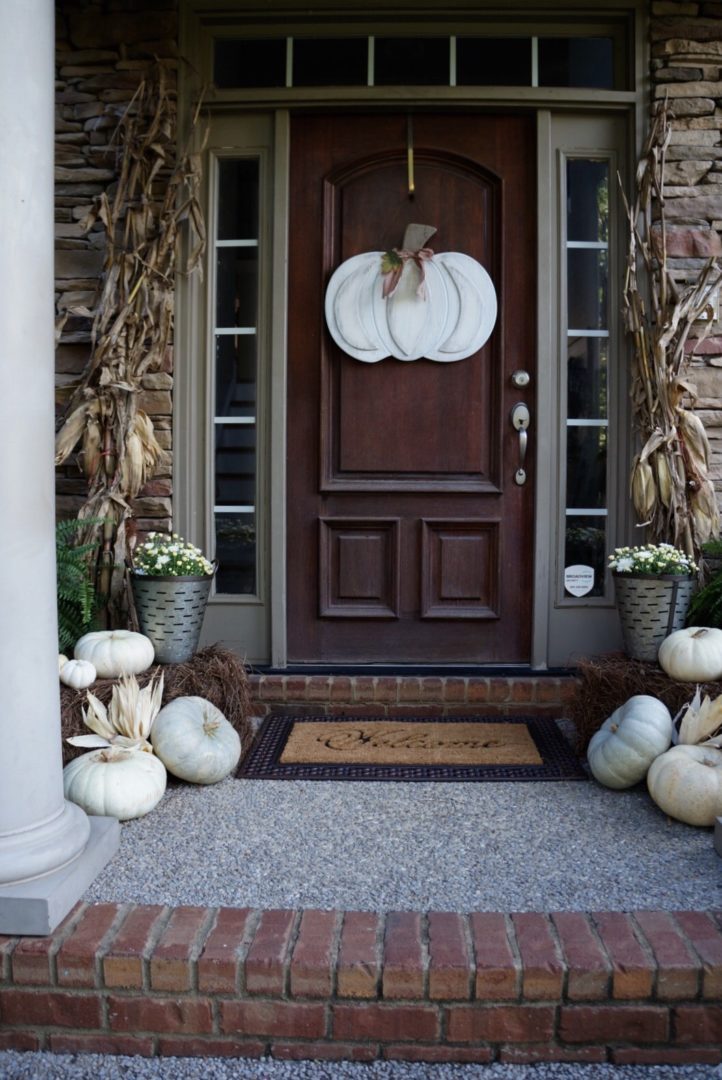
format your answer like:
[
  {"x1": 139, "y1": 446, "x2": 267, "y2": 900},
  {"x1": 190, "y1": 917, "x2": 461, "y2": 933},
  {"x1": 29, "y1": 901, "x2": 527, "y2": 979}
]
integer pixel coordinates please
[{"x1": 510, "y1": 402, "x2": 530, "y2": 486}]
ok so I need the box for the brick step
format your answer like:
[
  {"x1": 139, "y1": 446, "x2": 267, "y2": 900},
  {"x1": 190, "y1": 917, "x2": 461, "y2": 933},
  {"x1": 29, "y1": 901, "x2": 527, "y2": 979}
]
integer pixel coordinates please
[
  {"x1": 1, "y1": 904, "x2": 721, "y2": 1064},
  {"x1": 248, "y1": 674, "x2": 579, "y2": 718}
]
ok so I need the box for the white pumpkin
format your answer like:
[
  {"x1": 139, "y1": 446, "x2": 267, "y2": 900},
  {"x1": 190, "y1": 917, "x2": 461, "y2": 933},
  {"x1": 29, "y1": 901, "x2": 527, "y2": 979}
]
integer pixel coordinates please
[
  {"x1": 74, "y1": 629, "x2": 154, "y2": 678},
  {"x1": 60, "y1": 658, "x2": 97, "y2": 690},
  {"x1": 658, "y1": 627, "x2": 722, "y2": 682},
  {"x1": 59, "y1": 654, "x2": 69, "y2": 671},
  {"x1": 324, "y1": 250, "x2": 497, "y2": 363},
  {"x1": 587, "y1": 694, "x2": 673, "y2": 789},
  {"x1": 63, "y1": 747, "x2": 167, "y2": 820},
  {"x1": 647, "y1": 743, "x2": 722, "y2": 826},
  {"x1": 150, "y1": 696, "x2": 241, "y2": 784}
]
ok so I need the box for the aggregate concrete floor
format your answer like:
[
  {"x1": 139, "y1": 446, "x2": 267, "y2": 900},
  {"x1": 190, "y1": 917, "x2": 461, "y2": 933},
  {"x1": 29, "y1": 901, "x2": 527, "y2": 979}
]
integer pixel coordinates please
[{"x1": 82, "y1": 764, "x2": 720, "y2": 913}]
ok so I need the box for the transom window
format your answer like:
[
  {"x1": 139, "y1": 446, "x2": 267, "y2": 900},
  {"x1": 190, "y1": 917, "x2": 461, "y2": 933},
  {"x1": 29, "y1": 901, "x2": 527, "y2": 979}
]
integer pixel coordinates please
[{"x1": 214, "y1": 34, "x2": 620, "y2": 91}]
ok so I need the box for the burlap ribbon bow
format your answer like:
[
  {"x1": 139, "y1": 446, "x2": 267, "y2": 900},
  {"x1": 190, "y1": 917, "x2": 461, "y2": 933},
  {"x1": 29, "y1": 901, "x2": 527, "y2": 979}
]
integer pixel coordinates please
[{"x1": 380, "y1": 246, "x2": 435, "y2": 300}]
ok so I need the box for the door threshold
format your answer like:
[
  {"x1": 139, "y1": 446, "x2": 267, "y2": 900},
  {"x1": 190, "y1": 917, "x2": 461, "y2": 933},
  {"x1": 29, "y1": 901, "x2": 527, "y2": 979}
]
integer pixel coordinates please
[{"x1": 251, "y1": 664, "x2": 575, "y2": 677}]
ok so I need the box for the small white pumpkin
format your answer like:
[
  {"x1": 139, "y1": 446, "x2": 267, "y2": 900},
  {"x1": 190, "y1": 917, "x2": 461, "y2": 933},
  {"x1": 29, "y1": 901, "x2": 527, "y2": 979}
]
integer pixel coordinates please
[
  {"x1": 59, "y1": 654, "x2": 69, "y2": 672},
  {"x1": 74, "y1": 629, "x2": 154, "y2": 678},
  {"x1": 150, "y1": 696, "x2": 241, "y2": 784},
  {"x1": 658, "y1": 627, "x2": 722, "y2": 682},
  {"x1": 647, "y1": 743, "x2": 722, "y2": 826},
  {"x1": 63, "y1": 747, "x2": 167, "y2": 821},
  {"x1": 587, "y1": 694, "x2": 673, "y2": 789},
  {"x1": 60, "y1": 658, "x2": 97, "y2": 690}
]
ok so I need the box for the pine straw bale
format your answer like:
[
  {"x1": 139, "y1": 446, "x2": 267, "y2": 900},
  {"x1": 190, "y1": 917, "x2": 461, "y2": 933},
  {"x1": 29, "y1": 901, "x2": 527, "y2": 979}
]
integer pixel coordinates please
[
  {"x1": 567, "y1": 654, "x2": 720, "y2": 752},
  {"x1": 60, "y1": 644, "x2": 252, "y2": 765}
]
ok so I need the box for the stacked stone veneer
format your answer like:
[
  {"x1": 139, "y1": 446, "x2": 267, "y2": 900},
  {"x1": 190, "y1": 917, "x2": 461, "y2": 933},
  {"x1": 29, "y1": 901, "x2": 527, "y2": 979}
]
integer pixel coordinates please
[
  {"x1": 52, "y1": 3, "x2": 722, "y2": 523},
  {"x1": 653, "y1": 3, "x2": 722, "y2": 504},
  {"x1": 54, "y1": 1, "x2": 178, "y2": 532}
]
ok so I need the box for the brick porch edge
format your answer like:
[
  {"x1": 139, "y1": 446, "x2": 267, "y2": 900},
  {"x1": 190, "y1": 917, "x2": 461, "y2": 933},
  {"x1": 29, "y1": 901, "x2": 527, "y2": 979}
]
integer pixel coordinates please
[
  {"x1": 2, "y1": 904, "x2": 721, "y2": 1064},
  {"x1": 247, "y1": 673, "x2": 579, "y2": 718}
]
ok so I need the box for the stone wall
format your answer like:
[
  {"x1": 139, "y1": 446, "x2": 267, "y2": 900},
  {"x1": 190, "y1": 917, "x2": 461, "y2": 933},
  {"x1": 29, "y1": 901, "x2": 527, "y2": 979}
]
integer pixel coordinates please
[
  {"x1": 652, "y1": 2, "x2": 722, "y2": 507},
  {"x1": 54, "y1": 0, "x2": 178, "y2": 533}
]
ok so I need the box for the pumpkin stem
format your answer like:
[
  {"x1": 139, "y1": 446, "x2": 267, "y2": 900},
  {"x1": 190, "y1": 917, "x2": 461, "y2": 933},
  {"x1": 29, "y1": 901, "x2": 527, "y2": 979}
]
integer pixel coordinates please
[
  {"x1": 610, "y1": 723, "x2": 619, "y2": 733},
  {"x1": 99, "y1": 747, "x2": 127, "y2": 763},
  {"x1": 692, "y1": 628, "x2": 710, "y2": 638},
  {"x1": 203, "y1": 715, "x2": 221, "y2": 736}
]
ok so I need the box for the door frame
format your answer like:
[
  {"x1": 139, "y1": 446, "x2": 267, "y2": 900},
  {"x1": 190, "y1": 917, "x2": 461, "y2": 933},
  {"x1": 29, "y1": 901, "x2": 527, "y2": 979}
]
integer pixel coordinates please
[{"x1": 177, "y1": 0, "x2": 648, "y2": 669}]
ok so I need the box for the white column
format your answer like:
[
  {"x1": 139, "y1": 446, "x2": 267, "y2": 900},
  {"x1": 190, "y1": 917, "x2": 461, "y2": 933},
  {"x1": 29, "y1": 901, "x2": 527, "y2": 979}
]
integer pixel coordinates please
[{"x1": 0, "y1": 0, "x2": 119, "y2": 933}]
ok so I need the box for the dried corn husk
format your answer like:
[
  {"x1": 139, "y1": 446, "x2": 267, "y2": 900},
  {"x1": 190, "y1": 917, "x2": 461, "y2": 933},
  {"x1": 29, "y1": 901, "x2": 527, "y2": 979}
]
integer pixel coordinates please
[
  {"x1": 631, "y1": 457, "x2": 657, "y2": 520},
  {"x1": 676, "y1": 686, "x2": 722, "y2": 746},
  {"x1": 654, "y1": 451, "x2": 673, "y2": 508},
  {"x1": 690, "y1": 482, "x2": 719, "y2": 547},
  {"x1": 678, "y1": 409, "x2": 711, "y2": 470},
  {"x1": 67, "y1": 671, "x2": 164, "y2": 753}
]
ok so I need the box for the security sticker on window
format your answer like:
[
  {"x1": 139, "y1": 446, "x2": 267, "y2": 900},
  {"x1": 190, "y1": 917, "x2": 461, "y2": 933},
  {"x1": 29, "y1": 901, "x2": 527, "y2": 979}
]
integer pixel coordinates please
[{"x1": 564, "y1": 565, "x2": 595, "y2": 598}]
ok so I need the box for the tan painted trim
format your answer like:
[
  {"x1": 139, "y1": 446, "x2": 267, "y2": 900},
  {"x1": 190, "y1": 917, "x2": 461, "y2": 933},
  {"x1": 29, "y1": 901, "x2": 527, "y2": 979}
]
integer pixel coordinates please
[
  {"x1": 270, "y1": 110, "x2": 290, "y2": 667},
  {"x1": 545, "y1": 111, "x2": 633, "y2": 666},
  {"x1": 532, "y1": 109, "x2": 553, "y2": 670},
  {"x1": 187, "y1": 0, "x2": 638, "y2": 18},
  {"x1": 207, "y1": 87, "x2": 637, "y2": 110}
]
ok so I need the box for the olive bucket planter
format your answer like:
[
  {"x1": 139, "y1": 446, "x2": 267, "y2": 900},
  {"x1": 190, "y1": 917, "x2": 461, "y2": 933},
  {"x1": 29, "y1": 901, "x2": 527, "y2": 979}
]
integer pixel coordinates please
[
  {"x1": 129, "y1": 563, "x2": 216, "y2": 664},
  {"x1": 612, "y1": 572, "x2": 697, "y2": 663}
]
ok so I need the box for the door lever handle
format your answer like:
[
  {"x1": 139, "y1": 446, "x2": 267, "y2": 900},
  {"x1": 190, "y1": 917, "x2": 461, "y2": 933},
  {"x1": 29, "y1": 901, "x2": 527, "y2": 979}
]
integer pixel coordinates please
[{"x1": 510, "y1": 402, "x2": 530, "y2": 486}]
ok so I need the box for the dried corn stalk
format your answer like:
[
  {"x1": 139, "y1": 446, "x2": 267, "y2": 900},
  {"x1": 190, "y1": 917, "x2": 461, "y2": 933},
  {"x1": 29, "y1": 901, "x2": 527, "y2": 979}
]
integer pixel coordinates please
[
  {"x1": 621, "y1": 99, "x2": 721, "y2": 556},
  {"x1": 55, "y1": 62, "x2": 206, "y2": 621}
]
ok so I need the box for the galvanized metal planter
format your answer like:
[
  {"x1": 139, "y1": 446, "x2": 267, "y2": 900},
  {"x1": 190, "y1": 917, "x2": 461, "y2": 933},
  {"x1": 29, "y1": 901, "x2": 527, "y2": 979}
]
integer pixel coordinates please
[
  {"x1": 130, "y1": 566, "x2": 216, "y2": 664},
  {"x1": 613, "y1": 572, "x2": 697, "y2": 663}
]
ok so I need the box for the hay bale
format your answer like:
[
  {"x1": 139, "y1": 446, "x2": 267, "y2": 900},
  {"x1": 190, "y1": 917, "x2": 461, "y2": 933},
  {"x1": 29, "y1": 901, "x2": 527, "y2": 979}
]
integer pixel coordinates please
[
  {"x1": 60, "y1": 644, "x2": 253, "y2": 766},
  {"x1": 567, "y1": 654, "x2": 722, "y2": 751}
]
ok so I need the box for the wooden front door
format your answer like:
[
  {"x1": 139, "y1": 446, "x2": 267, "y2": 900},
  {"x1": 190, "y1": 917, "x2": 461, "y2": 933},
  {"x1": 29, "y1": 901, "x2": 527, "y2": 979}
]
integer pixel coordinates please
[{"x1": 287, "y1": 113, "x2": 536, "y2": 664}]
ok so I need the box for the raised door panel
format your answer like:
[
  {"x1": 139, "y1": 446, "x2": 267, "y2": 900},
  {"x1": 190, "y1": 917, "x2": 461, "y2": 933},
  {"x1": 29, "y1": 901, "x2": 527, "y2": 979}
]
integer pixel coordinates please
[
  {"x1": 421, "y1": 519, "x2": 501, "y2": 619},
  {"x1": 321, "y1": 151, "x2": 501, "y2": 493},
  {"x1": 319, "y1": 517, "x2": 400, "y2": 618}
]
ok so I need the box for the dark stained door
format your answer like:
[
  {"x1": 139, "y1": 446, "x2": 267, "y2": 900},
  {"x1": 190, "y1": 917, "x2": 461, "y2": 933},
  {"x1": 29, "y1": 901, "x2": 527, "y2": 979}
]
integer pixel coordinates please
[{"x1": 287, "y1": 113, "x2": 536, "y2": 663}]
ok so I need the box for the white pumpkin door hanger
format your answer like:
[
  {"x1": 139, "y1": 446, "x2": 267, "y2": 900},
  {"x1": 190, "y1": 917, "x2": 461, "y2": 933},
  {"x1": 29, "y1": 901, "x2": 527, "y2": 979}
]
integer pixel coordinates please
[{"x1": 324, "y1": 223, "x2": 498, "y2": 362}]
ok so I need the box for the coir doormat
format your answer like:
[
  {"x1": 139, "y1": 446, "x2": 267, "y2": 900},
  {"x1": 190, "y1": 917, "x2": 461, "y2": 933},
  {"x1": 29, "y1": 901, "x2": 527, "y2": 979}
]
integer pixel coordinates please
[{"x1": 236, "y1": 715, "x2": 587, "y2": 782}]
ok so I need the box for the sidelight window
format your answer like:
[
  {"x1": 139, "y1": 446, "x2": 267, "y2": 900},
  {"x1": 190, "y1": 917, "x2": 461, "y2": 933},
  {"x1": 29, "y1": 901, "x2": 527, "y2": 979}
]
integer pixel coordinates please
[
  {"x1": 562, "y1": 158, "x2": 611, "y2": 600},
  {"x1": 212, "y1": 158, "x2": 260, "y2": 596}
]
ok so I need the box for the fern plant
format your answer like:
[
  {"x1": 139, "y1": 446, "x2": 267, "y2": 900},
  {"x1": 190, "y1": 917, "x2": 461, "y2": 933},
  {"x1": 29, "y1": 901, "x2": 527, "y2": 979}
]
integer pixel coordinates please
[{"x1": 56, "y1": 518, "x2": 103, "y2": 652}]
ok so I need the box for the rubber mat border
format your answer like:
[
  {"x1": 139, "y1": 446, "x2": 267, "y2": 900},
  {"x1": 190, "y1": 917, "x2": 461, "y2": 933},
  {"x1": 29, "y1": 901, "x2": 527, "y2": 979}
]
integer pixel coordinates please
[{"x1": 236, "y1": 715, "x2": 588, "y2": 782}]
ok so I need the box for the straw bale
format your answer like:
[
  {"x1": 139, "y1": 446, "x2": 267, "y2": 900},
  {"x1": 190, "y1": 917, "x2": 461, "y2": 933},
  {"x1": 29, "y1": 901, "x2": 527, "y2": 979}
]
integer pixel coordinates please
[
  {"x1": 60, "y1": 644, "x2": 252, "y2": 766},
  {"x1": 568, "y1": 654, "x2": 721, "y2": 751}
]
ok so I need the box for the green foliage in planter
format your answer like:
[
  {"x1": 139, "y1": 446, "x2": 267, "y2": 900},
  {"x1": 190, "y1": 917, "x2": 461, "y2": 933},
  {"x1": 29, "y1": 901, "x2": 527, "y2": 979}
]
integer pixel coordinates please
[
  {"x1": 56, "y1": 518, "x2": 103, "y2": 653},
  {"x1": 685, "y1": 571, "x2": 722, "y2": 630},
  {"x1": 701, "y1": 538, "x2": 722, "y2": 557}
]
